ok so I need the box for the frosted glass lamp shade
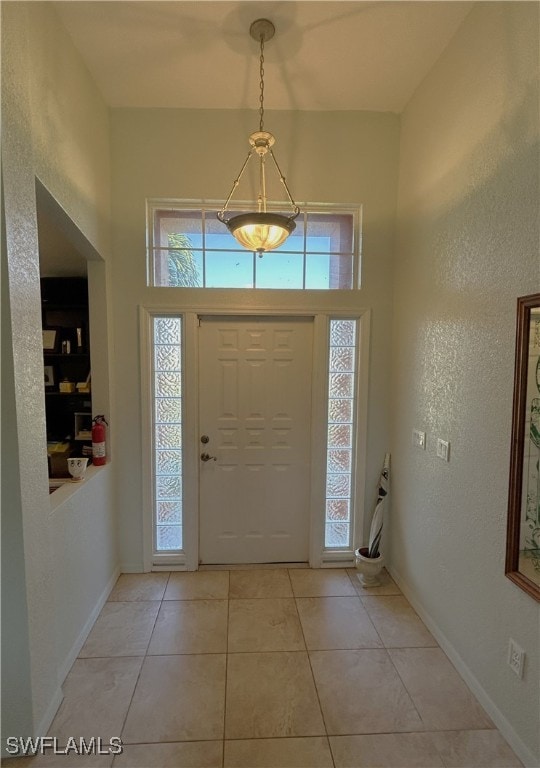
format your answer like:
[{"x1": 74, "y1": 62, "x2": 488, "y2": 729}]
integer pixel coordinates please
[{"x1": 226, "y1": 212, "x2": 296, "y2": 253}]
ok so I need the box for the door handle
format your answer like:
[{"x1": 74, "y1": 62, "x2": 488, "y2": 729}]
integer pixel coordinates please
[{"x1": 200, "y1": 452, "x2": 217, "y2": 462}]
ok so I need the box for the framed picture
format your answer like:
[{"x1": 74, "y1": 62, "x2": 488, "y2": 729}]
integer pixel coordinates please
[
  {"x1": 42, "y1": 328, "x2": 58, "y2": 351},
  {"x1": 44, "y1": 365, "x2": 55, "y2": 388}
]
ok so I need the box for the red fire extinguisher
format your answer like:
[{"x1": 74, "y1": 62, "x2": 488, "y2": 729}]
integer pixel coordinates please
[{"x1": 92, "y1": 415, "x2": 108, "y2": 465}]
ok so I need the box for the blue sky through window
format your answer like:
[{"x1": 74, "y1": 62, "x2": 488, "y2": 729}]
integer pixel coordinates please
[
  {"x1": 151, "y1": 205, "x2": 357, "y2": 289},
  {"x1": 167, "y1": 232, "x2": 333, "y2": 289}
]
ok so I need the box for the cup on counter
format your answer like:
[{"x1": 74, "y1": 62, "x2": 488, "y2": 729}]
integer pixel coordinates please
[{"x1": 67, "y1": 457, "x2": 88, "y2": 482}]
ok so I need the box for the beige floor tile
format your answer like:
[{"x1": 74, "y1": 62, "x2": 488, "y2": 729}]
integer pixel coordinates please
[
  {"x1": 48, "y1": 657, "x2": 143, "y2": 745},
  {"x1": 389, "y1": 648, "x2": 494, "y2": 731},
  {"x1": 229, "y1": 568, "x2": 293, "y2": 598},
  {"x1": 296, "y1": 596, "x2": 383, "y2": 650},
  {"x1": 122, "y1": 655, "x2": 226, "y2": 743},
  {"x1": 225, "y1": 652, "x2": 325, "y2": 739},
  {"x1": 25, "y1": 567, "x2": 516, "y2": 768},
  {"x1": 347, "y1": 568, "x2": 402, "y2": 596},
  {"x1": 228, "y1": 598, "x2": 305, "y2": 652},
  {"x1": 330, "y1": 733, "x2": 444, "y2": 767},
  {"x1": 113, "y1": 741, "x2": 222, "y2": 767},
  {"x1": 310, "y1": 649, "x2": 424, "y2": 735},
  {"x1": 200, "y1": 563, "x2": 307, "y2": 571},
  {"x1": 431, "y1": 730, "x2": 523, "y2": 767},
  {"x1": 79, "y1": 602, "x2": 160, "y2": 657},
  {"x1": 2, "y1": 752, "x2": 113, "y2": 768},
  {"x1": 108, "y1": 573, "x2": 169, "y2": 601},
  {"x1": 224, "y1": 737, "x2": 334, "y2": 767},
  {"x1": 361, "y1": 596, "x2": 437, "y2": 648},
  {"x1": 147, "y1": 600, "x2": 228, "y2": 655},
  {"x1": 289, "y1": 568, "x2": 357, "y2": 597},
  {"x1": 164, "y1": 571, "x2": 229, "y2": 600}
]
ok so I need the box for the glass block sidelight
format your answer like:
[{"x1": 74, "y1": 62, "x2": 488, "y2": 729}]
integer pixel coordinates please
[
  {"x1": 325, "y1": 319, "x2": 358, "y2": 549},
  {"x1": 153, "y1": 316, "x2": 183, "y2": 551}
]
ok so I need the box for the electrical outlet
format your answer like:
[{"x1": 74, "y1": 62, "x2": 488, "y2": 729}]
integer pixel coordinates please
[
  {"x1": 508, "y1": 639, "x2": 525, "y2": 678},
  {"x1": 436, "y1": 438, "x2": 450, "y2": 461},
  {"x1": 413, "y1": 429, "x2": 426, "y2": 450}
]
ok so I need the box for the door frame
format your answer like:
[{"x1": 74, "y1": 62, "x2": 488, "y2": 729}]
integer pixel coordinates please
[{"x1": 140, "y1": 304, "x2": 371, "y2": 571}]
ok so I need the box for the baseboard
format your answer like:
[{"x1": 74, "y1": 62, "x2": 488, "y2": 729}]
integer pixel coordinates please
[
  {"x1": 387, "y1": 564, "x2": 539, "y2": 768},
  {"x1": 119, "y1": 562, "x2": 145, "y2": 573},
  {"x1": 1, "y1": 566, "x2": 121, "y2": 759},
  {"x1": 34, "y1": 685, "x2": 64, "y2": 741},
  {"x1": 0, "y1": 684, "x2": 63, "y2": 759},
  {"x1": 57, "y1": 565, "x2": 121, "y2": 685}
]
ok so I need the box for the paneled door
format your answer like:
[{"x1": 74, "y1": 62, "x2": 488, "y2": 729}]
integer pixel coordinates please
[{"x1": 198, "y1": 316, "x2": 313, "y2": 564}]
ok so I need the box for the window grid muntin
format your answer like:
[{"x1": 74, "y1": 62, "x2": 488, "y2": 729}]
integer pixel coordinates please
[
  {"x1": 324, "y1": 318, "x2": 359, "y2": 549},
  {"x1": 152, "y1": 315, "x2": 184, "y2": 553},
  {"x1": 148, "y1": 202, "x2": 359, "y2": 290}
]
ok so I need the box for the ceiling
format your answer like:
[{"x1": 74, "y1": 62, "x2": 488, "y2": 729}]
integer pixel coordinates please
[
  {"x1": 40, "y1": 1, "x2": 473, "y2": 275},
  {"x1": 54, "y1": 1, "x2": 473, "y2": 114}
]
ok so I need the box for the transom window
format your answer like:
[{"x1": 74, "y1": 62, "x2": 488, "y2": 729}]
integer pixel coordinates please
[{"x1": 147, "y1": 201, "x2": 360, "y2": 290}]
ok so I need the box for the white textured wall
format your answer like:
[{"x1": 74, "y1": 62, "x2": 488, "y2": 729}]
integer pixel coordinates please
[
  {"x1": 2, "y1": 2, "x2": 61, "y2": 740},
  {"x1": 392, "y1": 3, "x2": 539, "y2": 763},
  {"x1": 26, "y1": 2, "x2": 112, "y2": 260},
  {"x1": 1, "y1": 197, "x2": 35, "y2": 744},
  {"x1": 110, "y1": 108, "x2": 400, "y2": 570},
  {"x1": 1, "y1": 1, "x2": 116, "y2": 744},
  {"x1": 51, "y1": 466, "x2": 119, "y2": 680}
]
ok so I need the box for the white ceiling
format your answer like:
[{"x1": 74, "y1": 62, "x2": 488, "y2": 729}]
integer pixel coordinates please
[
  {"x1": 54, "y1": 1, "x2": 473, "y2": 114},
  {"x1": 40, "y1": 0, "x2": 473, "y2": 275}
]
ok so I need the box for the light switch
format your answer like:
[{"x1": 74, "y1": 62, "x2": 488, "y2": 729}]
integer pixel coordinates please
[
  {"x1": 436, "y1": 438, "x2": 450, "y2": 461},
  {"x1": 413, "y1": 429, "x2": 426, "y2": 450}
]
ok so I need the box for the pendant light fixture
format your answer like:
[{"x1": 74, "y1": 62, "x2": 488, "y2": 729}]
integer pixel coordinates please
[{"x1": 217, "y1": 19, "x2": 300, "y2": 256}]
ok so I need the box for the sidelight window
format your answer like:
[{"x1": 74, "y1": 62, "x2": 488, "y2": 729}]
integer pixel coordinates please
[
  {"x1": 324, "y1": 318, "x2": 359, "y2": 549},
  {"x1": 152, "y1": 316, "x2": 184, "y2": 553}
]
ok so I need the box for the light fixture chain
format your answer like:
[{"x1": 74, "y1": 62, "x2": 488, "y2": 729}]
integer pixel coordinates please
[
  {"x1": 218, "y1": 18, "x2": 300, "y2": 253},
  {"x1": 259, "y1": 35, "x2": 265, "y2": 132}
]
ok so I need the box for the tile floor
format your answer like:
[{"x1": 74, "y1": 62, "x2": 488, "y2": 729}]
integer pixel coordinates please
[{"x1": 4, "y1": 568, "x2": 523, "y2": 768}]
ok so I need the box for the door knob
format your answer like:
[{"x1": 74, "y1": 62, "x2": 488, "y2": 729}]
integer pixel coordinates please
[
  {"x1": 201, "y1": 435, "x2": 209, "y2": 444},
  {"x1": 200, "y1": 452, "x2": 217, "y2": 462}
]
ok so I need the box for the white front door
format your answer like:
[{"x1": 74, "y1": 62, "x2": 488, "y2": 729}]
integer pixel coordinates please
[{"x1": 198, "y1": 316, "x2": 313, "y2": 564}]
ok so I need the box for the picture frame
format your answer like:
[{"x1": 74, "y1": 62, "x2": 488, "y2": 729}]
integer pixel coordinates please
[
  {"x1": 506, "y1": 293, "x2": 540, "y2": 601},
  {"x1": 44, "y1": 365, "x2": 55, "y2": 388},
  {"x1": 42, "y1": 328, "x2": 58, "y2": 352}
]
